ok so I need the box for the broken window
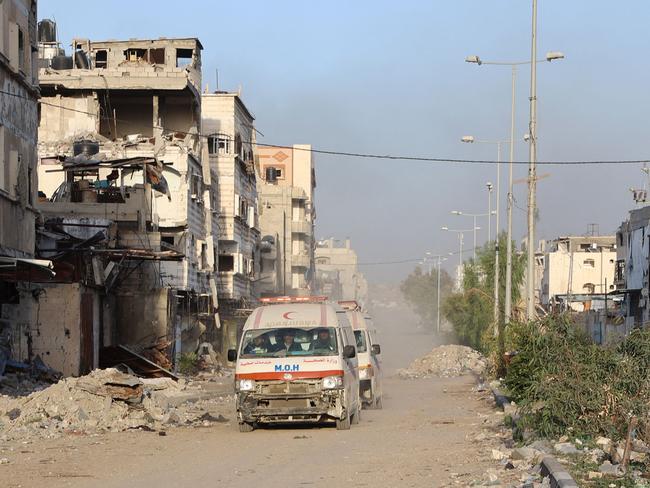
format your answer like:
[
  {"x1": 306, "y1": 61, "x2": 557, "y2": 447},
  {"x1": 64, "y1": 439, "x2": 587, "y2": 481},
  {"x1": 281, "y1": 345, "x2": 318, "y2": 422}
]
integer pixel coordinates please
[
  {"x1": 124, "y1": 48, "x2": 146, "y2": 62},
  {"x1": 147, "y1": 48, "x2": 165, "y2": 64},
  {"x1": 207, "y1": 134, "x2": 230, "y2": 155},
  {"x1": 95, "y1": 50, "x2": 107, "y2": 68},
  {"x1": 583, "y1": 283, "x2": 595, "y2": 294},
  {"x1": 17, "y1": 27, "x2": 25, "y2": 72},
  {"x1": 219, "y1": 254, "x2": 234, "y2": 272},
  {"x1": 235, "y1": 133, "x2": 242, "y2": 157},
  {"x1": 584, "y1": 258, "x2": 596, "y2": 268},
  {"x1": 176, "y1": 48, "x2": 193, "y2": 68},
  {"x1": 161, "y1": 235, "x2": 175, "y2": 246}
]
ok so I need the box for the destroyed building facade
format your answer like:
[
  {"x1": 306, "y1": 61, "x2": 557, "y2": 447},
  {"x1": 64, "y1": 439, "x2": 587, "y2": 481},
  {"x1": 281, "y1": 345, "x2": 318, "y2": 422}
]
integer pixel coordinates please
[
  {"x1": 5, "y1": 33, "x2": 219, "y2": 375},
  {"x1": 201, "y1": 92, "x2": 260, "y2": 353},
  {"x1": 257, "y1": 144, "x2": 316, "y2": 297}
]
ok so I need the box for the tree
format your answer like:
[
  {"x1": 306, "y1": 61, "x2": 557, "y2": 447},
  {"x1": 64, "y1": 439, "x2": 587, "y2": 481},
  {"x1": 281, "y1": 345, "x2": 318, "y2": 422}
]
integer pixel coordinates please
[
  {"x1": 400, "y1": 265, "x2": 454, "y2": 330},
  {"x1": 442, "y1": 232, "x2": 527, "y2": 353}
]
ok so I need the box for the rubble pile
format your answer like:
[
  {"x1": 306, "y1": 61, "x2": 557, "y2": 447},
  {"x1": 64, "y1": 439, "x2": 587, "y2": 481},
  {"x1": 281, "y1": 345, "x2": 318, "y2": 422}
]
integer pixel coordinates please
[
  {"x1": 398, "y1": 344, "x2": 487, "y2": 379},
  {"x1": 0, "y1": 368, "x2": 232, "y2": 441}
]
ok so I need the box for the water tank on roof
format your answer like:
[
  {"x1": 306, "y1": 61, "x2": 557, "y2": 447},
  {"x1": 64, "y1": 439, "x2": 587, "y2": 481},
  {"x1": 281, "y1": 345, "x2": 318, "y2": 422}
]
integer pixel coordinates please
[
  {"x1": 74, "y1": 51, "x2": 90, "y2": 69},
  {"x1": 73, "y1": 140, "x2": 100, "y2": 157},
  {"x1": 50, "y1": 55, "x2": 73, "y2": 70},
  {"x1": 38, "y1": 20, "x2": 57, "y2": 43}
]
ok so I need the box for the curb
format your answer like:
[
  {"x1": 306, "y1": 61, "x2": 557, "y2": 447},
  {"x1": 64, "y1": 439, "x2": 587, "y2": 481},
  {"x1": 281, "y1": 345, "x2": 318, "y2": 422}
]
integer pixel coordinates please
[
  {"x1": 540, "y1": 456, "x2": 579, "y2": 488},
  {"x1": 490, "y1": 386, "x2": 510, "y2": 410},
  {"x1": 489, "y1": 387, "x2": 579, "y2": 488}
]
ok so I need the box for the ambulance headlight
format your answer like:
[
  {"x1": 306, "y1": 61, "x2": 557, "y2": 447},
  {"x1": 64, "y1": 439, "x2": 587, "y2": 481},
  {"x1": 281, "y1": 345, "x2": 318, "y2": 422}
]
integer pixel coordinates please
[
  {"x1": 322, "y1": 375, "x2": 343, "y2": 389},
  {"x1": 238, "y1": 379, "x2": 256, "y2": 391}
]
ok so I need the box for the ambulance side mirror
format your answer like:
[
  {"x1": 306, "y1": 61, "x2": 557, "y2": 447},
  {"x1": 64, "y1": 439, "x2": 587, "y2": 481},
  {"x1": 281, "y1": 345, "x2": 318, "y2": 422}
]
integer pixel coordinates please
[
  {"x1": 343, "y1": 345, "x2": 356, "y2": 359},
  {"x1": 371, "y1": 344, "x2": 381, "y2": 355},
  {"x1": 227, "y1": 349, "x2": 237, "y2": 362}
]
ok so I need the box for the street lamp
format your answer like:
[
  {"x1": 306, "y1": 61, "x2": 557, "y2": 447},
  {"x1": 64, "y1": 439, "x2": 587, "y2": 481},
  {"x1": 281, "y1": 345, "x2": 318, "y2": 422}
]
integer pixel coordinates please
[
  {"x1": 465, "y1": 48, "x2": 564, "y2": 323},
  {"x1": 460, "y1": 138, "x2": 510, "y2": 325},
  {"x1": 450, "y1": 211, "x2": 491, "y2": 261}
]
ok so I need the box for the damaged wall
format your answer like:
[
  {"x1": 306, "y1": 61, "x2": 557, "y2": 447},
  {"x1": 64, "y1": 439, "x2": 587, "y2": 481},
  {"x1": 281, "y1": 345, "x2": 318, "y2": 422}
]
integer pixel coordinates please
[
  {"x1": 114, "y1": 287, "x2": 171, "y2": 346},
  {"x1": 1, "y1": 283, "x2": 102, "y2": 377}
]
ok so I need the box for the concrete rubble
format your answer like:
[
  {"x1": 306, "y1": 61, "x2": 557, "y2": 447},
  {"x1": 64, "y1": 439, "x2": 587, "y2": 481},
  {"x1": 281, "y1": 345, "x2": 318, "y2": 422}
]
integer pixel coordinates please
[
  {"x1": 0, "y1": 368, "x2": 232, "y2": 442},
  {"x1": 398, "y1": 344, "x2": 487, "y2": 379}
]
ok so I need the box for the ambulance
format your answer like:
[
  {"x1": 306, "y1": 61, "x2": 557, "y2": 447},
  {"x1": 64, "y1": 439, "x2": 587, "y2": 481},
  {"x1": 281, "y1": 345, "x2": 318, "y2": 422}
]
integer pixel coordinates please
[
  {"x1": 338, "y1": 300, "x2": 383, "y2": 409},
  {"x1": 228, "y1": 296, "x2": 361, "y2": 432}
]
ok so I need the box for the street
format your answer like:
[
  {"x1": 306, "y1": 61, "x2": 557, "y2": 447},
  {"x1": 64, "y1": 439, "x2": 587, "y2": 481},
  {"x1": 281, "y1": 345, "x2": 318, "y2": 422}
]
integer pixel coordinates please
[{"x1": 2, "y1": 310, "x2": 504, "y2": 488}]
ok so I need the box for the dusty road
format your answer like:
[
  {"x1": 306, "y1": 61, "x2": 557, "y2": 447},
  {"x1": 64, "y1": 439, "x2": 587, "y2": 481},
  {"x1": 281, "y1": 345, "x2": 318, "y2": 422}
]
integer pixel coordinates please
[
  {"x1": 3, "y1": 300, "x2": 506, "y2": 487},
  {"x1": 3, "y1": 376, "x2": 501, "y2": 488}
]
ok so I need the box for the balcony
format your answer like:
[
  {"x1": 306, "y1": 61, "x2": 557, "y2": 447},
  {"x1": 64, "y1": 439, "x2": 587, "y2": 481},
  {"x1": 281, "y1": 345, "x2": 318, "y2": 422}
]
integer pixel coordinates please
[
  {"x1": 291, "y1": 220, "x2": 312, "y2": 235},
  {"x1": 291, "y1": 253, "x2": 311, "y2": 268}
]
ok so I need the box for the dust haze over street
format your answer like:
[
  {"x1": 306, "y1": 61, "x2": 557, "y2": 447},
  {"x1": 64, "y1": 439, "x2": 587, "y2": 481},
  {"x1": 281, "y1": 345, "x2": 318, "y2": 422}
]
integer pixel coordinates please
[{"x1": 2, "y1": 296, "x2": 507, "y2": 488}]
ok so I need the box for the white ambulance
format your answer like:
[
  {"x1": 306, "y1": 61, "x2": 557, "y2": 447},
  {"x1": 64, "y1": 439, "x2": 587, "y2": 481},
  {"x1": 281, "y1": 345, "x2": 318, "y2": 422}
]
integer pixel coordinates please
[
  {"x1": 228, "y1": 296, "x2": 361, "y2": 432},
  {"x1": 339, "y1": 300, "x2": 383, "y2": 409}
]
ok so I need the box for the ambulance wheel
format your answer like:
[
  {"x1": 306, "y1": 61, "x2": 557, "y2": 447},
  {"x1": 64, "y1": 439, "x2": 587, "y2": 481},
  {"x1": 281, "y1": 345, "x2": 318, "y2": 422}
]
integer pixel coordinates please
[
  {"x1": 336, "y1": 415, "x2": 351, "y2": 430},
  {"x1": 238, "y1": 422, "x2": 254, "y2": 433}
]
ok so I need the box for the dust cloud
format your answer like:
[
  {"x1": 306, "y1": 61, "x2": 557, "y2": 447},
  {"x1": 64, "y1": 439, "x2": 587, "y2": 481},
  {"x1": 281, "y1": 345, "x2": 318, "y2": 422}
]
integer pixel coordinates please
[{"x1": 367, "y1": 283, "x2": 450, "y2": 376}]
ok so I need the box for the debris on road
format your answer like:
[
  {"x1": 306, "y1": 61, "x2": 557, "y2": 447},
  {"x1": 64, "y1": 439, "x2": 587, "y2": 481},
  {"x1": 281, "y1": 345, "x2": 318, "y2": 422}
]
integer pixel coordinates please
[
  {"x1": 0, "y1": 368, "x2": 232, "y2": 442},
  {"x1": 397, "y1": 344, "x2": 487, "y2": 379}
]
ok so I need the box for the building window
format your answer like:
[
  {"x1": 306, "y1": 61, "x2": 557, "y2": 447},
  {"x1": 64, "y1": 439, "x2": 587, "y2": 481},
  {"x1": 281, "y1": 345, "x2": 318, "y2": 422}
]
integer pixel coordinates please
[
  {"x1": 17, "y1": 28, "x2": 25, "y2": 72},
  {"x1": 147, "y1": 48, "x2": 165, "y2": 64},
  {"x1": 95, "y1": 50, "x2": 107, "y2": 68},
  {"x1": 583, "y1": 258, "x2": 595, "y2": 268},
  {"x1": 176, "y1": 48, "x2": 193, "y2": 68},
  {"x1": 207, "y1": 134, "x2": 230, "y2": 155},
  {"x1": 583, "y1": 283, "x2": 595, "y2": 294},
  {"x1": 219, "y1": 255, "x2": 234, "y2": 272},
  {"x1": 124, "y1": 48, "x2": 146, "y2": 62}
]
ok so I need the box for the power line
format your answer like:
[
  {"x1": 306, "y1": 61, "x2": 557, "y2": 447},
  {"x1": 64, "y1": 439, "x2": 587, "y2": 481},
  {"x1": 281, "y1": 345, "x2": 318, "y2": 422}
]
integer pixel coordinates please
[{"x1": 2, "y1": 88, "x2": 649, "y2": 167}]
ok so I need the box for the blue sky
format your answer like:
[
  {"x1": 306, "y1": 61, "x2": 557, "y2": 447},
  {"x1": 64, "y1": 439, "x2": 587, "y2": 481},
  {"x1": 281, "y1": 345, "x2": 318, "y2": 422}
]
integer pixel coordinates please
[{"x1": 39, "y1": 0, "x2": 650, "y2": 283}]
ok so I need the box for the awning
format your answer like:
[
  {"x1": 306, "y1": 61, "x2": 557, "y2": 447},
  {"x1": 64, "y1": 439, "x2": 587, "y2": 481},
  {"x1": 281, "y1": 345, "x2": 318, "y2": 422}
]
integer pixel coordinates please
[{"x1": 0, "y1": 257, "x2": 56, "y2": 281}]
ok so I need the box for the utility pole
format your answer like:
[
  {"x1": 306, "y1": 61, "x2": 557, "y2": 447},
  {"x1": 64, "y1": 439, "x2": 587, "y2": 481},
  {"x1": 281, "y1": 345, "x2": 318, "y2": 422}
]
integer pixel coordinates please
[
  {"x1": 437, "y1": 255, "x2": 442, "y2": 334},
  {"x1": 505, "y1": 65, "x2": 516, "y2": 324},
  {"x1": 526, "y1": 0, "x2": 538, "y2": 320},
  {"x1": 493, "y1": 142, "x2": 501, "y2": 327}
]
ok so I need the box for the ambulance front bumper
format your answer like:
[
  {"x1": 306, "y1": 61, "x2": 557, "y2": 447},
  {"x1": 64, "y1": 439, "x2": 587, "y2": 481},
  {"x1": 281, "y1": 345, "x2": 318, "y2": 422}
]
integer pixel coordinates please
[{"x1": 237, "y1": 386, "x2": 345, "y2": 423}]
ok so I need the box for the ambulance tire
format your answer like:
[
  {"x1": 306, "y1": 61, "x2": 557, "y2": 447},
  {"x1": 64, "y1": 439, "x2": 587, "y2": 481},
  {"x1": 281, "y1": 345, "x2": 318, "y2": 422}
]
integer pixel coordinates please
[
  {"x1": 336, "y1": 414, "x2": 351, "y2": 430},
  {"x1": 238, "y1": 422, "x2": 254, "y2": 433},
  {"x1": 374, "y1": 395, "x2": 383, "y2": 410}
]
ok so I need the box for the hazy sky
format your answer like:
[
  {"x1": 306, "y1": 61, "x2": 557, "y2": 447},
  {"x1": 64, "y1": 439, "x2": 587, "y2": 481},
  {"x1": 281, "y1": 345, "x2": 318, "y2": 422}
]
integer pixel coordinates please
[{"x1": 39, "y1": 0, "x2": 650, "y2": 283}]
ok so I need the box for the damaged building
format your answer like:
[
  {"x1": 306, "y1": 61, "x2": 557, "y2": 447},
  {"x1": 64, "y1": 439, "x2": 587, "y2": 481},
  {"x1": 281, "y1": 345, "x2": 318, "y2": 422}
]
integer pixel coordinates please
[
  {"x1": 0, "y1": 1, "x2": 57, "y2": 374},
  {"x1": 201, "y1": 91, "x2": 260, "y2": 354},
  {"x1": 23, "y1": 31, "x2": 219, "y2": 374}
]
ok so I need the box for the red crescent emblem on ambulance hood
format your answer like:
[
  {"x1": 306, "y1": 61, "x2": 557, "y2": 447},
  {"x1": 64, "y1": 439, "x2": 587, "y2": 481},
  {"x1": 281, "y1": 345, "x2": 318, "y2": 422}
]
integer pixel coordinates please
[{"x1": 282, "y1": 312, "x2": 296, "y2": 320}]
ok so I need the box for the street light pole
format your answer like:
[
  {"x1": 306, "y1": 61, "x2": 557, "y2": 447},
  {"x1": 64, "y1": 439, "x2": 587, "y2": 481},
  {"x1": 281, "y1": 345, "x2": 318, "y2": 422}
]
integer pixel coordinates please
[
  {"x1": 487, "y1": 182, "x2": 493, "y2": 242},
  {"x1": 437, "y1": 255, "x2": 443, "y2": 333},
  {"x1": 465, "y1": 48, "x2": 564, "y2": 324},
  {"x1": 526, "y1": 0, "x2": 538, "y2": 320}
]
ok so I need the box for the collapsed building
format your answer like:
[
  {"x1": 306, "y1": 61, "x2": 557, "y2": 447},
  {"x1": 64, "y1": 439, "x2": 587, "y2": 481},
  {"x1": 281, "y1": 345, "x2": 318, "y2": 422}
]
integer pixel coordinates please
[{"x1": 6, "y1": 28, "x2": 220, "y2": 375}]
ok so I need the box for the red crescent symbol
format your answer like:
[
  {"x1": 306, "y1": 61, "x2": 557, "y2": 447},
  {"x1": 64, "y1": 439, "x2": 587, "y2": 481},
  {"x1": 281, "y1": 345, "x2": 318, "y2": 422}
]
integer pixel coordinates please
[{"x1": 283, "y1": 312, "x2": 295, "y2": 320}]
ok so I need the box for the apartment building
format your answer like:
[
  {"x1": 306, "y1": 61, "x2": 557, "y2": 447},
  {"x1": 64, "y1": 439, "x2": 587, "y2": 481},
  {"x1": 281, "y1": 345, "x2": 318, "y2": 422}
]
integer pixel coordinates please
[
  {"x1": 540, "y1": 236, "x2": 616, "y2": 312},
  {"x1": 201, "y1": 92, "x2": 259, "y2": 351},
  {"x1": 19, "y1": 33, "x2": 218, "y2": 372},
  {"x1": 0, "y1": 0, "x2": 39, "y2": 260},
  {"x1": 257, "y1": 144, "x2": 315, "y2": 296}
]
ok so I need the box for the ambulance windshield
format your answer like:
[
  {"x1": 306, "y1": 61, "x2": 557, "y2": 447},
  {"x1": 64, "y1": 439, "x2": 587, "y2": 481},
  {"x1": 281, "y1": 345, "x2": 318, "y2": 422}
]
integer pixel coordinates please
[{"x1": 240, "y1": 327, "x2": 339, "y2": 358}]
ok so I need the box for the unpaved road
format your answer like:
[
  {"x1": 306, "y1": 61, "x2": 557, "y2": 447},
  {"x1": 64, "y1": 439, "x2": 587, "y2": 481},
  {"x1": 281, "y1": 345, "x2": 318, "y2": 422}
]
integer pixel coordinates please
[
  {"x1": 3, "y1": 376, "x2": 499, "y2": 488},
  {"x1": 2, "y1": 301, "x2": 505, "y2": 487}
]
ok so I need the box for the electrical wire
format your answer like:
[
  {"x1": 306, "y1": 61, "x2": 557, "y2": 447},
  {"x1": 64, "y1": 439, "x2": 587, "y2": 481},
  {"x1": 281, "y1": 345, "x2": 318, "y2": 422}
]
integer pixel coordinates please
[{"x1": 2, "y1": 88, "x2": 649, "y2": 167}]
